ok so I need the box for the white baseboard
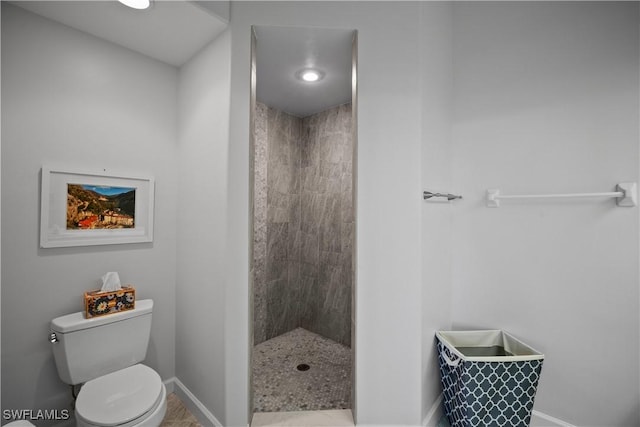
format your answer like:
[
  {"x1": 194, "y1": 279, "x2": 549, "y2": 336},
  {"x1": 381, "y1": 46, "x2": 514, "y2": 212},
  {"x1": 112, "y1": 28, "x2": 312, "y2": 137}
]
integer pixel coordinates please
[
  {"x1": 163, "y1": 377, "x2": 223, "y2": 427},
  {"x1": 422, "y1": 394, "x2": 443, "y2": 427},
  {"x1": 421, "y1": 394, "x2": 573, "y2": 427},
  {"x1": 163, "y1": 379, "x2": 175, "y2": 394},
  {"x1": 530, "y1": 410, "x2": 576, "y2": 427}
]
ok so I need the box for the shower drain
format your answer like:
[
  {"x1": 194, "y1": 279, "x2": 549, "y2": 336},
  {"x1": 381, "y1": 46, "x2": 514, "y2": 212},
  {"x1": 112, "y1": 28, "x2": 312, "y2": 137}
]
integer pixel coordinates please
[{"x1": 296, "y1": 363, "x2": 311, "y2": 372}]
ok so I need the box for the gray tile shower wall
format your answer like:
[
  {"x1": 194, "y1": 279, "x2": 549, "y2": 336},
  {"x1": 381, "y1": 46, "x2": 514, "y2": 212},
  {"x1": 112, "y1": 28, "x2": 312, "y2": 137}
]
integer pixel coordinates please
[
  {"x1": 268, "y1": 107, "x2": 303, "y2": 340},
  {"x1": 253, "y1": 102, "x2": 268, "y2": 345},
  {"x1": 253, "y1": 102, "x2": 353, "y2": 347},
  {"x1": 300, "y1": 105, "x2": 353, "y2": 347}
]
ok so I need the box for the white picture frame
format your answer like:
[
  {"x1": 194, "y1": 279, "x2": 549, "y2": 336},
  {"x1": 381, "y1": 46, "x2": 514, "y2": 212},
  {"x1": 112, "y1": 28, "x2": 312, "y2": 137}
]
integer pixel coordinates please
[{"x1": 40, "y1": 166, "x2": 155, "y2": 248}]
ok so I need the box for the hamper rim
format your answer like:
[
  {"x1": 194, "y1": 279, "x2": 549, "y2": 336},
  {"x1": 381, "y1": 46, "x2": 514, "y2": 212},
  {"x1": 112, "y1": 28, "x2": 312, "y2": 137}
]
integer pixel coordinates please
[{"x1": 436, "y1": 329, "x2": 545, "y2": 362}]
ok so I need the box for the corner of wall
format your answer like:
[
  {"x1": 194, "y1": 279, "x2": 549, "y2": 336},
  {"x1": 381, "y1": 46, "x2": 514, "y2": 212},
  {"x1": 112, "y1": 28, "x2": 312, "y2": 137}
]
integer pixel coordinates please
[
  {"x1": 422, "y1": 394, "x2": 443, "y2": 427},
  {"x1": 192, "y1": 0, "x2": 230, "y2": 24},
  {"x1": 165, "y1": 377, "x2": 224, "y2": 427},
  {"x1": 419, "y1": 0, "x2": 455, "y2": 422}
]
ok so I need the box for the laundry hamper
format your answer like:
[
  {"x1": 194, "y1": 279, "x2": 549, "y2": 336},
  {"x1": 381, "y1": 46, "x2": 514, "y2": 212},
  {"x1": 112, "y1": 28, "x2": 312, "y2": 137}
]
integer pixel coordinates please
[{"x1": 436, "y1": 330, "x2": 544, "y2": 427}]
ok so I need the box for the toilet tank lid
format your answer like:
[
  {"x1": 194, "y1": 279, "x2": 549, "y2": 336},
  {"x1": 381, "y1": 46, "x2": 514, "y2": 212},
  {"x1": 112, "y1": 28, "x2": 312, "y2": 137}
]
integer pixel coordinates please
[{"x1": 51, "y1": 299, "x2": 153, "y2": 333}]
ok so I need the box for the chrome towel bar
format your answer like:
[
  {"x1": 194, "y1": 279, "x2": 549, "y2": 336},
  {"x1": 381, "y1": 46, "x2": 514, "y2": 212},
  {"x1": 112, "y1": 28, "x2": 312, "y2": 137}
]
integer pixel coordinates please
[{"x1": 486, "y1": 182, "x2": 637, "y2": 208}]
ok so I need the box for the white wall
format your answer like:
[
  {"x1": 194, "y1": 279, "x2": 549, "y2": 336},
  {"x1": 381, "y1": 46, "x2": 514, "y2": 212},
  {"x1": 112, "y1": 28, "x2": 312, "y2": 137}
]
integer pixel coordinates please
[
  {"x1": 1, "y1": 4, "x2": 178, "y2": 422},
  {"x1": 420, "y1": 2, "x2": 454, "y2": 425},
  {"x1": 227, "y1": 2, "x2": 432, "y2": 425},
  {"x1": 451, "y1": 3, "x2": 639, "y2": 426},
  {"x1": 176, "y1": 29, "x2": 230, "y2": 422}
]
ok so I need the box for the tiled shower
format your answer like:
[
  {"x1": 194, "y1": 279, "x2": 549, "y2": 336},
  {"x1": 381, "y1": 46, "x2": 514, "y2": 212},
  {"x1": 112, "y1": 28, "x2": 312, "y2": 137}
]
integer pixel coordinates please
[{"x1": 252, "y1": 101, "x2": 354, "y2": 412}]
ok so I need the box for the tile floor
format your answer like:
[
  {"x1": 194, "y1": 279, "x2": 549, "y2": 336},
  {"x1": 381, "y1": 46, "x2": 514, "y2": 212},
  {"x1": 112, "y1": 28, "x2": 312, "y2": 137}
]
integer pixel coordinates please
[
  {"x1": 252, "y1": 328, "x2": 352, "y2": 413},
  {"x1": 161, "y1": 393, "x2": 201, "y2": 427}
]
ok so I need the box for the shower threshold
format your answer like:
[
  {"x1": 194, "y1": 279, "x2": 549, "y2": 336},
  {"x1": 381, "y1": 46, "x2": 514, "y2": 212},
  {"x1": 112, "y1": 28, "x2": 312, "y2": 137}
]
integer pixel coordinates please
[{"x1": 251, "y1": 409, "x2": 354, "y2": 427}]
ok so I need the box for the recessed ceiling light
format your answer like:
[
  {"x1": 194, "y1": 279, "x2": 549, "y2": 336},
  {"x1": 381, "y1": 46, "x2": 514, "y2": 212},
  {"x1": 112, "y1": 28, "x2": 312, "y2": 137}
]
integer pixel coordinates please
[
  {"x1": 118, "y1": 0, "x2": 151, "y2": 10},
  {"x1": 297, "y1": 69, "x2": 324, "y2": 83},
  {"x1": 302, "y1": 71, "x2": 320, "y2": 82}
]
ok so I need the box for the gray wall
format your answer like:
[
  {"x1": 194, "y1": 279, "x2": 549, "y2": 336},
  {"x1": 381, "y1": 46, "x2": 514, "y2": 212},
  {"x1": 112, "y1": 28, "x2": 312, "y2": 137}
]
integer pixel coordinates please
[
  {"x1": 253, "y1": 102, "x2": 270, "y2": 345},
  {"x1": 254, "y1": 103, "x2": 353, "y2": 347},
  {"x1": 300, "y1": 104, "x2": 353, "y2": 347},
  {"x1": 175, "y1": 29, "x2": 231, "y2": 422},
  {"x1": 253, "y1": 103, "x2": 302, "y2": 344},
  {"x1": 1, "y1": 4, "x2": 177, "y2": 422},
  {"x1": 451, "y1": 3, "x2": 639, "y2": 426}
]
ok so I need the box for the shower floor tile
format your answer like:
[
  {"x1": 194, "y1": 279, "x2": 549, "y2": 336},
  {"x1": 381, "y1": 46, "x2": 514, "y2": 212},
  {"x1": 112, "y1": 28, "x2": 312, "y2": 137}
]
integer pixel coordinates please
[{"x1": 253, "y1": 327, "x2": 352, "y2": 413}]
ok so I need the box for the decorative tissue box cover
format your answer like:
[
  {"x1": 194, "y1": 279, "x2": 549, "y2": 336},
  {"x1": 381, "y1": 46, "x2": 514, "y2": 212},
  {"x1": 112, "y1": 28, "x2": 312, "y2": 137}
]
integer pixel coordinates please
[{"x1": 84, "y1": 286, "x2": 135, "y2": 318}]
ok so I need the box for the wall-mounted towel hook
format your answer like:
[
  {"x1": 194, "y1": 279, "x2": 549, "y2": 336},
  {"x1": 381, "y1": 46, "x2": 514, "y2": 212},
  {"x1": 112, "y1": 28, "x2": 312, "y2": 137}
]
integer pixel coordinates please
[{"x1": 423, "y1": 191, "x2": 462, "y2": 201}]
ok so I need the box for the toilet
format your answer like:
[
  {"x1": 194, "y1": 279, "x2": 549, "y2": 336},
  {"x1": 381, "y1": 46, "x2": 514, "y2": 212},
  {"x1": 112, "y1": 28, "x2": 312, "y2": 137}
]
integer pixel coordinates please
[{"x1": 50, "y1": 299, "x2": 166, "y2": 427}]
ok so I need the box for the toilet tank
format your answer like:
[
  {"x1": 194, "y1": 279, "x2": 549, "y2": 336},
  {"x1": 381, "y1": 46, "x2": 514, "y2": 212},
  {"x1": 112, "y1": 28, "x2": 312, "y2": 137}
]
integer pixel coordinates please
[{"x1": 50, "y1": 299, "x2": 153, "y2": 385}]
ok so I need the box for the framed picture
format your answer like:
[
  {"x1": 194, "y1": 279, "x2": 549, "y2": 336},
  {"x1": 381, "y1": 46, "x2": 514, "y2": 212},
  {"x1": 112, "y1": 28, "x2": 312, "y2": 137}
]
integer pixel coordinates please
[{"x1": 40, "y1": 166, "x2": 155, "y2": 248}]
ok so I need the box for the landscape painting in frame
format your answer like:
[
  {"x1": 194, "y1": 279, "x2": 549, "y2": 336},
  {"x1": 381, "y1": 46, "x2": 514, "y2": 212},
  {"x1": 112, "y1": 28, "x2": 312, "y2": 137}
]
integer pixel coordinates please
[
  {"x1": 67, "y1": 184, "x2": 136, "y2": 230},
  {"x1": 40, "y1": 166, "x2": 154, "y2": 248}
]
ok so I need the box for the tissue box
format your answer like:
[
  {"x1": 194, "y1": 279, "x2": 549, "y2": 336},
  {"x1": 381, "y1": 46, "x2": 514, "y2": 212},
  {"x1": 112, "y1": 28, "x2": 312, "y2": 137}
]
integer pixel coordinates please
[{"x1": 84, "y1": 286, "x2": 135, "y2": 318}]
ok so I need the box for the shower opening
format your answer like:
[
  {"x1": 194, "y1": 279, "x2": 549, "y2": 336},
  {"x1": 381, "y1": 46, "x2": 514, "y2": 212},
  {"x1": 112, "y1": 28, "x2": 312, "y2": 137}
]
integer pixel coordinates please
[{"x1": 249, "y1": 25, "x2": 357, "y2": 418}]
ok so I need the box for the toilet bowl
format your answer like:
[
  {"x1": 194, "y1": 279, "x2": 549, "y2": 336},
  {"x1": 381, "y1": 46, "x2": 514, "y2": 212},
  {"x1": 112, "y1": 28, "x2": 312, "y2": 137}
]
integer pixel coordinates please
[
  {"x1": 75, "y1": 364, "x2": 167, "y2": 427},
  {"x1": 50, "y1": 300, "x2": 165, "y2": 427}
]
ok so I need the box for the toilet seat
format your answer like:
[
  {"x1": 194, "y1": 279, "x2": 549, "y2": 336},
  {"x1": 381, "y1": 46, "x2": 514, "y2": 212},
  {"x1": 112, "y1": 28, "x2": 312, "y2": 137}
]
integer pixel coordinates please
[{"x1": 75, "y1": 364, "x2": 165, "y2": 427}]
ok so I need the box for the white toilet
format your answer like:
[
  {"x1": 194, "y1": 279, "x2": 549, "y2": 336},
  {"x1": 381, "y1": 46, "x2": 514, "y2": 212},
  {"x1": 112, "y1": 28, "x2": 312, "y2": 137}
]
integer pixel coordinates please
[{"x1": 50, "y1": 299, "x2": 166, "y2": 427}]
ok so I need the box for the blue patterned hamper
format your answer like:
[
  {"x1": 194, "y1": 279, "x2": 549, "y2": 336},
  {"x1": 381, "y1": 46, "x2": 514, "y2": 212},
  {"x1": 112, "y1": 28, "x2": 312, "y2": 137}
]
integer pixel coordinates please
[{"x1": 436, "y1": 330, "x2": 544, "y2": 427}]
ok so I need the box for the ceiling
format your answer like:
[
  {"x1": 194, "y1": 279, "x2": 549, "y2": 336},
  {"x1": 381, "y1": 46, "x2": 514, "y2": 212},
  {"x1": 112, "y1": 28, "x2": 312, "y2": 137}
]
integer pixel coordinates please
[
  {"x1": 8, "y1": 3, "x2": 353, "y2": 116},
  {"x1": 254, "y1": 26, "x2": 354, "y2": 118},
  {"x1": 10, "y1": 0, "x2": 228, "y2": 67}
]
